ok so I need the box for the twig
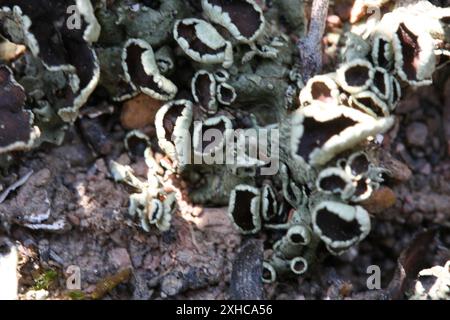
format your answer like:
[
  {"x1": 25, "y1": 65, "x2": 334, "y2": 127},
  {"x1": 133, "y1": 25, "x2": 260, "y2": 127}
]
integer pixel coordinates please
[{"x1": 297, "y1": 0, "x2": 329, "y2": 81}]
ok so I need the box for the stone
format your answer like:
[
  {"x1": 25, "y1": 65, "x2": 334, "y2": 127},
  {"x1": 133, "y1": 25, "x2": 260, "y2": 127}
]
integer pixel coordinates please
[{"x1": 108, "y1": 248, "x2": 132, "y2": 270}]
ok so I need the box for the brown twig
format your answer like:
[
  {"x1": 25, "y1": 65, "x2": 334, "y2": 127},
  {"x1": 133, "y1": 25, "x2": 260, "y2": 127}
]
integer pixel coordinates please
[{"x1": 298, "y1": 0, "x2": 329, "y2": 82}]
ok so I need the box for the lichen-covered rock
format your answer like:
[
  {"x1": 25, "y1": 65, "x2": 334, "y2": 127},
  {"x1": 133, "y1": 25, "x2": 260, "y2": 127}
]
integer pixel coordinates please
[{"x1": 0, "y1": 0, "x2": 448, "y2": 285}]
